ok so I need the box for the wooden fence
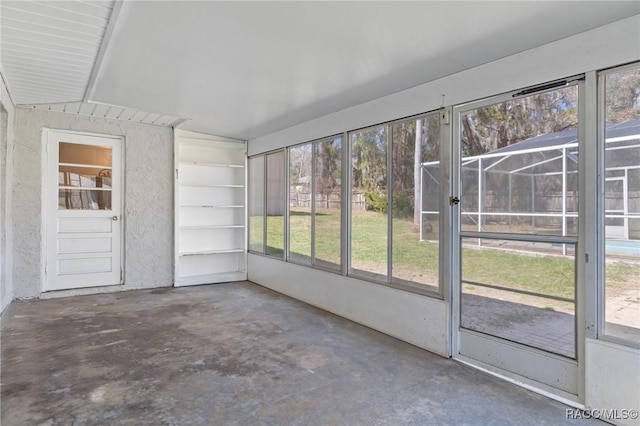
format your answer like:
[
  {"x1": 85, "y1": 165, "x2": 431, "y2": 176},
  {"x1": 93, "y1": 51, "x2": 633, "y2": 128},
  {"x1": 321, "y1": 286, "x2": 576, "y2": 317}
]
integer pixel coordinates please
[{"x1": 289, "y1": 190, "x2": 366, "y2": 210}]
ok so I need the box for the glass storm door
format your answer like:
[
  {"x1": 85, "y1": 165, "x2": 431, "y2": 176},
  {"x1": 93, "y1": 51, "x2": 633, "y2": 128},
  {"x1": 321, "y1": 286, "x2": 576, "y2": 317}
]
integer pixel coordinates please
[
  {"x1": 451, "y1": 81, "x2": 582, "y2": 400},
  {"x1": 45, "y1": 131, "x2": 122, "y2": 291}
]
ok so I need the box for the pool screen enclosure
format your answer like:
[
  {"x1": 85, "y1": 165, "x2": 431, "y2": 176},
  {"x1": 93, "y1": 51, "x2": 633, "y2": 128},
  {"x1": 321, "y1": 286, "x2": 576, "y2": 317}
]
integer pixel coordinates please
[{"x1": 421, "y1": 119, "x2": 640, "y2": 252}]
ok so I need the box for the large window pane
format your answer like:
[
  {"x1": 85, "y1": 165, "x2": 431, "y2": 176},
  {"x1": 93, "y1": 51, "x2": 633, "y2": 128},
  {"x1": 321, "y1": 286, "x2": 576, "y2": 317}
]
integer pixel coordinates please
[
  {"x1": 603, "y1": 65, "x2": 640, "y2": 342},
  {"x1": 266, "y1": 151, "x2": 285, "y2": 257},
  {"x1": 314, "y1": 137, "x2": 342, "y2": 270},
  {"x1": 248, "y1": 156, "x2": 265, "y2": 253},
  {"x1": 349, "y1": 125, "x2": 387, "y2": 280},
  {"x1": 460, "y1": 85, "x2": 579, "y2": 237},
  {"x1": 289, "y1": 144, "x2": 312, "y2": 264},
  {"x1": 391, "y1": 114, "x2": 440, "y2": 290},
  {"x1": 461, "y1": 238, "x2": 576, "y2": 358}
]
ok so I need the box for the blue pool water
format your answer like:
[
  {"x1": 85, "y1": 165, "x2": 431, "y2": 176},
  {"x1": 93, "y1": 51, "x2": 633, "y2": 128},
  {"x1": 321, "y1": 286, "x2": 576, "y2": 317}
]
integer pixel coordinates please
[{"x1": 606, "y1": 240, "x2": 640, "y2": 256}]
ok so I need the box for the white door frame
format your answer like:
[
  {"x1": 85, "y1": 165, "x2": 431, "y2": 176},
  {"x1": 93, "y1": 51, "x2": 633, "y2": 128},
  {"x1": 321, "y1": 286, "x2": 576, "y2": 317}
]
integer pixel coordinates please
[
  {"x1": 41, "y1": 129, "x2": 125, "y2": 292},
  {"x1": 448, "y1": 80, "x2": 588, "y2": 405}
]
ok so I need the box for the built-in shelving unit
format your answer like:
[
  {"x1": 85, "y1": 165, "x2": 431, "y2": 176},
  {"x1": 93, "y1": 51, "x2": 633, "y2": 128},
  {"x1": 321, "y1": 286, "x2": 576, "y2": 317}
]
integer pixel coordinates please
[{"x1": 174, "y1": 129, "x2": 247, "y2": 286}]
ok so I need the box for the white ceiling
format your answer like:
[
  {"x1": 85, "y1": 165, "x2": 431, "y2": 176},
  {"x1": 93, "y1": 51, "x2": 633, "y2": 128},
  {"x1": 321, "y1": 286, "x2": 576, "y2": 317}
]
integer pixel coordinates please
[
  {"x1": 2, "y1": 2, "x2": 639, "y2": 140},
  {"x1": 29, "y1": 101, "x2": 185, "y2": 127},
  {"x1": 0, "y1": 0, "x2": 115, "y2": 104}
]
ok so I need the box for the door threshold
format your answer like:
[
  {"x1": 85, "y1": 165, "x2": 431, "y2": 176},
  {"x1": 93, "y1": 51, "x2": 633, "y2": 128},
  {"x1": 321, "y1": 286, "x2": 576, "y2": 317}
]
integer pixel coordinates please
[
  {"x1": 454, "y1": 355, "x2": 584, "y2": 409},
  {"x1": 40, "y1": 284, "x2": 124, "y2": 300}
]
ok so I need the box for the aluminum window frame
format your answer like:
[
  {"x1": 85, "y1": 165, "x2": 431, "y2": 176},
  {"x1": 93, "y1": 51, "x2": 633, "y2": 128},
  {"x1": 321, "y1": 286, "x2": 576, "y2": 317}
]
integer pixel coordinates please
[
  {"x1": 247, "y1": 154, "x2": 266, "y2": 255},
  {"x1": 346, "y1": 111, "x2": 445, "y2": 298},
  {"x1": 265, "y1": 149, "x2": 286, "y2": 259},
  {"x1": 388, "y1": 111, "x2": 443, "y2": 295},
  {"x1": 596, "y1": 61, "x2": 640, "y2": 349},
  {"x1": 286, "y1": 141, "x2": 314, "y2": 265},
  {"x1": 312, "y1": 135, "x2": 344, "y2": 273},
  {"x1": 347, "y1": 122, "x2": 389, "y2": 284},
  {"x1": 247, "y1": 148, "x2": 287, "y2": 258},
  {"x1": 286, "y1": 135, "x2": 344, "y2": 271}
]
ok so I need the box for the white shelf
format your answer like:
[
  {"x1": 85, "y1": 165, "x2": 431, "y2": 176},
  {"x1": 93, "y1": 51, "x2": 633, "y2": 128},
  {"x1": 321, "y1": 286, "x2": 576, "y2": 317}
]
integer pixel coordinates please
[
  {"x1": 179, "y1": 248, "x2": 245, "y2": 257},
  {"x1": 58, "y1": 186, "x2": 111, "y2": 191},
  {"x1": 179, "y1": 184, "x2": 244, "y2": 188},
  {"x1": 59, "y1": 162, "x2": 112, "y2": 170},
  {"x1": 180, "y1": 161, "x2": 244, "y2": 169},
  {"x1": 180, "y1": 225, "x2": 245, "y2": 230},
  {"x1": 175, "y1": 271, "x2": 247, "y2": 287},
  {"x1": 175, "y1": 133, "x2": 247, "y2": 286}
]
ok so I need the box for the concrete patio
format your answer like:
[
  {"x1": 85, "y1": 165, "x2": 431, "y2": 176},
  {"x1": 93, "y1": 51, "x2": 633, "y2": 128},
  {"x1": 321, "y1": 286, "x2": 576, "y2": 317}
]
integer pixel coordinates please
[{"x1": 1, "y1": 282, "x2": 601, "y2": 425}]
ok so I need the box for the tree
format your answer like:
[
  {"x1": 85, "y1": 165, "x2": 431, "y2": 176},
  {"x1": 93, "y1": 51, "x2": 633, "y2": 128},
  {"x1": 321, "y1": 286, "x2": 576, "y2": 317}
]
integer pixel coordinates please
[
  {"x1": 316, "y1": 138, "x2": 341, "y2": 208},
  {"x1": 351, "y1": 127, "x2": 386, "y2": 191},
  {"x1": 389, "y1": 121, "x2": 416, "y2": 218},
  {"x1": 289, "y1": 144, "x2": 311, "y2": 186},
  {"x1": 461, "y1": 85, "x2": 579, "y2": 156},
  {"x1": 606, "y1": 67, "x2": 640, "y2": 122}
]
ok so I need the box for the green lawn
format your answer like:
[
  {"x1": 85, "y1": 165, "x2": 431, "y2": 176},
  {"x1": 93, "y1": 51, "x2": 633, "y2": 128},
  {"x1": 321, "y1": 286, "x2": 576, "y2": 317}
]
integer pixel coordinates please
[
  {"x1": 461, "y1": 245, "x2": 575, "y2": 299},
  {"x1": 250, "y1": 209, "x2": 640, "y2": 300}
]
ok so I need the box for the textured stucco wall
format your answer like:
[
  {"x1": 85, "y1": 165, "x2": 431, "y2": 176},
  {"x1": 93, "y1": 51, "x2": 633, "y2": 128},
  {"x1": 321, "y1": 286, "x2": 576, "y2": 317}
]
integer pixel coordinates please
[
  {"x1": 1, "y1": 75, "x2": 15, "y2": 314},
  {"x1": 12, "y1": 108, "x2": 174, "y2": 298}
]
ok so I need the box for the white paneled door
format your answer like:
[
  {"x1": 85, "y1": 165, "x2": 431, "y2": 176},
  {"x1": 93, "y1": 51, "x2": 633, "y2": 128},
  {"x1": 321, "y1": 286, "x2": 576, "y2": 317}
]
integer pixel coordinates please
[{"x1": 45, "y1": 131, "x2": 122, "y2": 291}]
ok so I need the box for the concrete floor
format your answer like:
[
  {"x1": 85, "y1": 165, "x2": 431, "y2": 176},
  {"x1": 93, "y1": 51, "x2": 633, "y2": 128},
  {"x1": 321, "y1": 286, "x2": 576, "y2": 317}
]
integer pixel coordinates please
[{"x1": 1, "y1": 281, "x2": 601, "y2": 425}]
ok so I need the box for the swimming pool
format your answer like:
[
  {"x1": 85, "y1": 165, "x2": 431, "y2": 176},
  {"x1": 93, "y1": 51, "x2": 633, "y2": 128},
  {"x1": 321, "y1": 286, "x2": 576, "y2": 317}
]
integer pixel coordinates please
[{"x1": 606, "y1": 240, "x2": 640, "y2": 256}]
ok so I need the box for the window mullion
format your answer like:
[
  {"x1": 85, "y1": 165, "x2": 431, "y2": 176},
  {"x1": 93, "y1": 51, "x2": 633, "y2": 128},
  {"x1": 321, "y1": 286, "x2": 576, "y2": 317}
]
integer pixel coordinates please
[
  {"x1": 343, "y1": 131, "x2": 350, "y2": 276},
  {"x1": 387, "y1": 124, "x2": 393, "y2": 284},
  {"x1": 311, "y1": 142, "x2": 316, "y2": 265}
]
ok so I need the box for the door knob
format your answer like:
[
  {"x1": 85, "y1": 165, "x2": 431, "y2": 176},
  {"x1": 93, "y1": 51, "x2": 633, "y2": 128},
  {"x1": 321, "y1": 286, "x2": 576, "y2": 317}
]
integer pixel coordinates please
[{"x1": 112, "y1": 216, "x2": 118, "y2": 221}]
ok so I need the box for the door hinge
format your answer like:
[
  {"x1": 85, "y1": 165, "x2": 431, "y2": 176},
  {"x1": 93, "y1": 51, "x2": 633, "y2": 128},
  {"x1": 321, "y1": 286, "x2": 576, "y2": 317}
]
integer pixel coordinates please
[
  {"x1": 449, "y1": 196, "x2": 460, "y2": 206},
  {"x1": 120, "y1": 270, "x2": 123, "y2": 282},
  {"x1": 175, "y1": 168, "x2": 179, "y2": 179}
]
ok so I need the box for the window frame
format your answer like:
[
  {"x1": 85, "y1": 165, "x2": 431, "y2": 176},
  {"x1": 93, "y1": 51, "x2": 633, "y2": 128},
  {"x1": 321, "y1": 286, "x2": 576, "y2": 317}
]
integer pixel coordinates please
[
  {"x1": 265, "y1": 149, "x2": 286, "y2": 259},
  {"x1": 249, "y1": 110, "x2": 447, "y2": 300},
  {"x1": 388, "y1": 112, "x2": 443, "y2": 294},
  {"x1": 247, "y1": 148, "x2": 287, "y2": 258},
  {"x1": 596, "y1": 61, "x2": 640, "y2": 349},
  {"x1": 247, "y1": 155, "x2": 266, "y2": 254},
  {"x1": 286, "y1": 134, "x2": 344, "y2": 273},
  {"x1": 347, "y1": 123, "x2": 389, "y2": 284},
  {"x1": 345, "y1": 111, "x2": 445, "y2": 298},
  {"x1": 286, "y1": 141, "x2": 314, "y2": 266}
]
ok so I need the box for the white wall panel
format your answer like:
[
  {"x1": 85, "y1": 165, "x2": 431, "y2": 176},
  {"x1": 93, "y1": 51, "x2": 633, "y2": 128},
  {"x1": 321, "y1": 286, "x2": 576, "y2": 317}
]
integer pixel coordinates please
[
  {"x1": 586, "y1": 339, "x2": 640, "y2": 426},
  {"x1": 248, "y1": 254, "x2": 449, "y2": 356},
  {"x1": 1, "y1": 75, "x2": 16, "y2": 315}
]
